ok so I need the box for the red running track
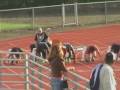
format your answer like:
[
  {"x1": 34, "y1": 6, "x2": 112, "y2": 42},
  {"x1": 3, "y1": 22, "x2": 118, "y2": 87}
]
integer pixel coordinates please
[{"x1": 0, "y1": 24, "x2": 120, "y2": 90}]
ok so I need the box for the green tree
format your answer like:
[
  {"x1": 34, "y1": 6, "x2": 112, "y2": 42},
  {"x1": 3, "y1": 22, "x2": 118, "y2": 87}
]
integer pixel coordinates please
[{"x1": 0, "y1": 0, "x2": 116, "y2": 9}]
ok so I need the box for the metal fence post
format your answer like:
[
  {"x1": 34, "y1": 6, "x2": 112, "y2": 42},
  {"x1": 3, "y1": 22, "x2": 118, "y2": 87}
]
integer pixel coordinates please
[
  {"x1": 38, "y1": 64, "x2": 43, "y2": 89},
  {"x1": 0, "y1": 18, "x2": 1, "y2": 31},
  {"x1": 74, "y1": 2, "x2": 79, "y2": 26},
  {"x1": 0, "y1": 53, "x2": 2, "y2": 87},
  {"x1": 29, "y1": 52, "x2": 37, "y2": 90},
  {"x1": 104, "y1": 1, "x2": 108, "y2": 24},
  {"x1": 31, "y1": 60, "x2": 35, "y2": 90},
  {"x1": 25, "y1": 54, "x2": 30, "y2": 90},
  {"x1": 73, "y1": 76, "x2": 78, "y2": 90},
  {"x1": 32, "y1": 8, "x2": 35, "y2": 30},
  {"x1": 62, "y1": 3, "x2": 65, "y2": 28}
]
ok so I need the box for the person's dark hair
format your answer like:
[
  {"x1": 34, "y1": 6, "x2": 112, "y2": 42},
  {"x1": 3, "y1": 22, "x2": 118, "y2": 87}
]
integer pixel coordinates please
[
  {"x1": 87, "y1": 45, "x2": 96, "y2": 53},
  {"x1": 105, "y1": 52, "x2": 114, "y2": 65},
  {"x1": 111, "y1": 44, "x2": 120, "y2": 53}
]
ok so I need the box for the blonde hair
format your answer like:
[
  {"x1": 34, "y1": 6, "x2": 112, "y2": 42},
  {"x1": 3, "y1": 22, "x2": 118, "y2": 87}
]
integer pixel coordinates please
[
  {"x1": 48, "y1": 43, "x2": 63, "y2": 62},
  {"x1": 52, "y1": 39, "x2": 61, "y2": 46}
]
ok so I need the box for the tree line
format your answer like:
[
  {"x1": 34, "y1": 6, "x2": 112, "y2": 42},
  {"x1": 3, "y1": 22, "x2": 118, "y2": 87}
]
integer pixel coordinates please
[{"x1": 0, "y1": 0, "x2": 114, "y2": 9}]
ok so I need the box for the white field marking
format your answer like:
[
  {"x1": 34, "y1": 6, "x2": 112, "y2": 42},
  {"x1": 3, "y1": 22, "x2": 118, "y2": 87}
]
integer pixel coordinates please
[
  {"x1": 78, "y1": 62, "x2": 94, "y2": 70},
  {"x1": 10, "y1": 84, "x2": 23, "y2": 86},
  {"x1": 1, "y1": 63, "x2": 25, "y2": 89},
  {"x1": 114, "y1": 69, "x2": 120, "y2": 72},
  {"x1": 3, "y1": 63, "x2": 24, "y2": 79},
  {"x1": 113, "y1": 62, "x2": 120, "y2": 69},
  {"x1": 77, "y1": 69, "x2": 91, "y2": 73},
  {"x1": 2, "y1": 83, "x2": 11, "y2": 89},
  {"x1": 77, "y1": 66, "x2": 120, "y2": 72},
  {"x1": 1, "y1": 64, "x2": 23, "y2": 89}
]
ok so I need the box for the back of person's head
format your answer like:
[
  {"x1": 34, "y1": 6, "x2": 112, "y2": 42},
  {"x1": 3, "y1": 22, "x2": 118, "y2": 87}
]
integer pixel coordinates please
[
  {"x1": 48, "y1": 44, "x2": 63, "y2": 62},
  {"x1": 52, "y1": 39, "x2": 61, "y2": 46},
  {"x1": 105, "y1": 52, "x2": 114, "y2": 65},
  {"x1": 111, "y1": 43, "x2": 120, "y2": 53}
]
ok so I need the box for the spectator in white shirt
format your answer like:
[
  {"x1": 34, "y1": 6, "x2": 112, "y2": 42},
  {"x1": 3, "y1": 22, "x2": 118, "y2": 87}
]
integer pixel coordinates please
[{"x1": 99, "y1": 52, "x2": 116, "y2": 90}]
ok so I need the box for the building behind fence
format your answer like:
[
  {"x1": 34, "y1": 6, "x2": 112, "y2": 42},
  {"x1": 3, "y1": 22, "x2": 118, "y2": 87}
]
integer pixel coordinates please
[{"x1": 0, "y1": 1, "x2": 120, "y2": 31}]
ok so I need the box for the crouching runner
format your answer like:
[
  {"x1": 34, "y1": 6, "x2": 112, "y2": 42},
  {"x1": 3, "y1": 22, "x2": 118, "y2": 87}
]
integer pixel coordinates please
[
  {"x1": 7, "y1": 47, "x2": 24, "y2": 64},
  {"x1": 84, "y1": 45, "x2": 101, "y2": 63}
]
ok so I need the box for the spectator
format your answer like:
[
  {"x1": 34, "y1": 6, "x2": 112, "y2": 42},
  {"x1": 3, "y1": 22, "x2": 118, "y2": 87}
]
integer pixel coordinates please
[
  {"x1": 30, "y1": 28, "x2": 45, "y2": 56},
  {"x1": 34, "y1": 27, "x2": 48, "y2": 43},
  {"x1": 35, "y1": 28, "x2": 51, "y2": 58},
  {"x1": 83, "y1": 45, "x2": 101, "y2": 63},
  {"x1": 89, "y1": 52, "x2": 116, "y2": 90},
  {"x1": 99, "y1": 52, "x2": 116, "y2": 90},
  {"x1": 48, "y1": 41, "x2": 68, "y2": 90}
]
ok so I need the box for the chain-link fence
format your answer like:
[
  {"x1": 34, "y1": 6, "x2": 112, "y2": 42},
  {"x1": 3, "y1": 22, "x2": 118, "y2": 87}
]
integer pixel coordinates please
[{"x1": 0, "y1": 1, "x2": 120, "y2": 31}]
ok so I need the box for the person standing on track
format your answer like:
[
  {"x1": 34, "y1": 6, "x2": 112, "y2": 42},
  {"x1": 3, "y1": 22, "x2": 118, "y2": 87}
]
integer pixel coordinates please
[
  {"x1": 34, "y1": 27, "x2": 48, "y2": 43},
  {"x1": 34, "y1": 28, "x2": 51, "y2": 58},
  {"x1": 99, "y1": 52, "x2": 116, "y2": 90}
]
